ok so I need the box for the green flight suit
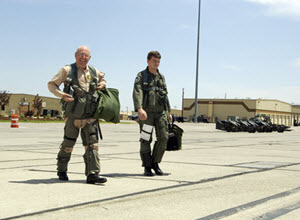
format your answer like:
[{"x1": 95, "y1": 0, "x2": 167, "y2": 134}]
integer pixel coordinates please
[{"x1": 132, "y1": 67, "x2": 170, "y2": 168}]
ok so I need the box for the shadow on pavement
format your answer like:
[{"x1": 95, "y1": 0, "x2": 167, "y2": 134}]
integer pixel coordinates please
[{"x1": 9, "y1": 178, "x2": 86, "y2": 184}]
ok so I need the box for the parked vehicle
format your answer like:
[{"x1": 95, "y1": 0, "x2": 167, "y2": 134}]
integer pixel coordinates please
[
  {"x1": 216, "y1": 114, "x2": 291, "y2": 133},
  {"x1": 172, "y1": 115, "x2": 187, "y2": 123},
  {"x1": 192, "y1": 115, "x2": 209, "y2": 123},
  {"x1": 215, "y1": 120, "x2": 239, "y2": 132}
]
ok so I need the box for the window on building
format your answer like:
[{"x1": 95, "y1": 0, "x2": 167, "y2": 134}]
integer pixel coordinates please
[{"x1": 1, "y1": 105, "x2": 5, "y2": 111}]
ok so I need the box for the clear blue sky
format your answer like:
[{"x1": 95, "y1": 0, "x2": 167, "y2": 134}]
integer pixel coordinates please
[{"x1": 1, "y1": 0, "x2": 300, "y2": 111}]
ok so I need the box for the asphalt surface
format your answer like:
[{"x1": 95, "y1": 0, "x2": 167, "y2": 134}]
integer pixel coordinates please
[{"x1": 0, "y1": 121, "x2": 300, "y2": 220}]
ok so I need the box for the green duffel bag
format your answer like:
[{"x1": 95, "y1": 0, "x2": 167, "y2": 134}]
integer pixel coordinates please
[{"x1": 93, "y1": 88, "x2": 120, "y2": 123}]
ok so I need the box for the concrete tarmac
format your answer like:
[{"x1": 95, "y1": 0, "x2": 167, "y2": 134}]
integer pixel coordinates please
[{"x1": 0, "y1": 121, "x2": 300, "y2": 220}]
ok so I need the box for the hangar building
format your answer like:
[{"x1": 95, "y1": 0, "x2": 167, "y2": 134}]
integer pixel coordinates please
[{"x1": 183, "y1": 98, "x2": 297, "y2": 126}]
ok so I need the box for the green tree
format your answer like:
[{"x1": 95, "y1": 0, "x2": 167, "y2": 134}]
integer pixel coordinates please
[
  {"x1": 0, "y1": 90, "x2": 11, "y2": 115},
  {"x1": 34, "y1": 94, "x2": 43, "y2": 116}
]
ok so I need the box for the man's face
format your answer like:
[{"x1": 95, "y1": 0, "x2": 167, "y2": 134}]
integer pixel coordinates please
[
  {"x1": 147, "y1": 56, "x2": 160, "y2": 71},
  {"x1": 75, "y1": 48, "x2": 91, "y2": 68}
]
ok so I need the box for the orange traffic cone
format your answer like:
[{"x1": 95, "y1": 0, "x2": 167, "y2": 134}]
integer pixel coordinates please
[{"x1": 11, "y1": 114, "x2": 19, "y2": 128}]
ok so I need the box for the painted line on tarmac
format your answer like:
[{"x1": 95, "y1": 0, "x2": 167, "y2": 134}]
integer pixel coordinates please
[
  {"x1": 197, "y1": 188, "x2": 300, "y2": 220},
  {"x1": 277, "y1": 169, "x2": 300, "y2": 173},
  {"x1": 0, "y1": 158, "x2": 54, "y2": 163},
  {"x1": 253, "y1": 200, "x2": 300, "y2": 220},
  {"x1": 2, "y1": 163, "x2": 300, "y2": 220},
  {"x1": 0, "y1": 162, "x2": 83, "y2": 171}
]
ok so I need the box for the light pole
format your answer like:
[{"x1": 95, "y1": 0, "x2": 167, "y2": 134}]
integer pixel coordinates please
[
  {"x1": 194, "y1": 0, "x2": 201, "y2": 123},
  {"x1": 182, "y1": 88, "x2": 184, "y2": 118}
]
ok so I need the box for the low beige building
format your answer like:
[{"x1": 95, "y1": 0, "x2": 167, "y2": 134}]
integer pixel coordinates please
[
  {"x1": 2, "y1": 94, "x2": 299, "y2": 126},
  {"x1": 1, "y1": 93, "x2": 61, "y2": 117},
  {"x1": 183, "y1": 98, "x2": 295, "y2": 126},
  {"x1": 170, "y1": 109, "x2": 182, "y2": 117},
  {"x1": 292, "y1": 105, "x2": 300, "y2": 125}
]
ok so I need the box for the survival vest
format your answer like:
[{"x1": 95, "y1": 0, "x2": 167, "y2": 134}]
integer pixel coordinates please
[
  {"x1": 62, "y1": 63, "x2": 99, "y2": 119},
  {"x1": 141, "y1": 69, "x2": 170, "y2": 112}
]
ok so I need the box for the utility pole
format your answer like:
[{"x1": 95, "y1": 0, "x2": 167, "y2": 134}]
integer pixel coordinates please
[
  {"x1": 182, "y1": 88, "x2": 184, "y2": 117},
  {"x1": 194, "y1": 0, "x2": 201, "y2": 123}
]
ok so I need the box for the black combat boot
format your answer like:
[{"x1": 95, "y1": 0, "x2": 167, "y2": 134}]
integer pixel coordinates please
[
  {"x1": 153, "y1": 163, "x2": 163, "y2": 175},
  {"x1": 86, "y1": 174, "x2": 107, "y2": 184},
  {"x1": 141, "y1": 152, "x2": 154, "y2": 176},
  {"x1": 144, "y1": 167, "x2": 154, "y2": 176},
  {"x1": 57, "y1": 171, "x2": 69, "y2": 181}
]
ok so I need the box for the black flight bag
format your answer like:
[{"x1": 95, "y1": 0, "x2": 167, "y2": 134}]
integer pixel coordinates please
[{"x1": 166, "y1": 123, "x2": 183, "y2": 151}]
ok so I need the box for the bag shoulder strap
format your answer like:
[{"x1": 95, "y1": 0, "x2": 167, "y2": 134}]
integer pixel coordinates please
[
  {"x1": 68, "y1": 63, "x2": 77, "y2": 84},
  {"x1": 142, "y1": 68, "x2": 164, "y2": 82},
  {"x1": 66, "y1": 63, "x2": 96, "y2": 84},
  {"x1": 65, "y1": 64, "x2": 97, "y2": 89},
  {"x1": 88, "y1": 65, "x2": 97, "y2": 78},
  {"x1": 157, "y1": 71, "x2": 164, "y2": 80},
  {"x1": 63, "y1": 63, "x2": 77, "y2": 93},
  {"x1": 141, "y1": 69, "x2": 148, "y2": 84}
]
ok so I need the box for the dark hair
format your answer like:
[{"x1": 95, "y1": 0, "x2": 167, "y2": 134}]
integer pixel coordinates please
[{"x1": 147, "y1": 51, "x2": 161, "y2": 60}]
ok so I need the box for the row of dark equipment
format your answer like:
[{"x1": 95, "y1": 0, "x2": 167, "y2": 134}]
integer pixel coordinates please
[{"x1": 216, "y1": 115, "x2": 291, "y2": 133}]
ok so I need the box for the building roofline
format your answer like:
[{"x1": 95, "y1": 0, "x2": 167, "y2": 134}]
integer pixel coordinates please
[
  {"x1": 184, "y1": 98, "x2": 291, "y2": 105},
  {"x1": 11, "y1": 93, "x2": 60, "y2": 100}
]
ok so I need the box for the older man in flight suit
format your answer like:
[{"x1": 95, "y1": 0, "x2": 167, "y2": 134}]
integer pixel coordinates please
[
  {"x1": 48, "y1": 45, "x2": 107, "y2": 184},
  {"x1": 133, "y1": 51, "x2": 172, "y2": 176}
]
